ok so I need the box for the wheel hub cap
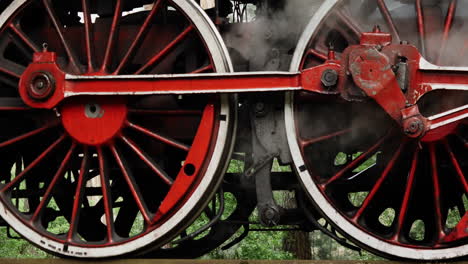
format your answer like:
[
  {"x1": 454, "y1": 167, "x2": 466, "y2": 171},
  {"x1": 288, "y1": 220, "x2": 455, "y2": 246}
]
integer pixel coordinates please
[{"x1": 62, "y1": 99, "x2": 127, "y2": 145}]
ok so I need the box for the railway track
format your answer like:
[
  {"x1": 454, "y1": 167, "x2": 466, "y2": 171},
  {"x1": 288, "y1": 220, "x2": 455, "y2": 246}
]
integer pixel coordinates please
[{"x1": 0, "y1": 260, "x2": 440, "y2": 264}]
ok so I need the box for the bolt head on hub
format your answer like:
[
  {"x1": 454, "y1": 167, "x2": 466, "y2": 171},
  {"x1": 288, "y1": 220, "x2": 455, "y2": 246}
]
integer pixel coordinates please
[
  {"x1": 27, "y1": 72, "x2": 55, "y2": 101},
  {"x1": 62, "y1": 99, "x2": 127, "y2": 146},
  {"x1": 260, "y1": 206, "x2": 281, "y2": 227},
  {"x1": 403, "y1": 117, "x2": 424, "y2": 138},
  {"x1": 321, "y1": 69, "x2": 338, "y2": 88}
]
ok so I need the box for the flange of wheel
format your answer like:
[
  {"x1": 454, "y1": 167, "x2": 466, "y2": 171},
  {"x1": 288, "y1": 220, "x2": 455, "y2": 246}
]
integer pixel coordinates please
[
  {"x1": 286, "y1": 0, "x2": 468, "y2": 261},
  {"x1": 0, "y1": 0, "x2": 235, "y2": 258}
]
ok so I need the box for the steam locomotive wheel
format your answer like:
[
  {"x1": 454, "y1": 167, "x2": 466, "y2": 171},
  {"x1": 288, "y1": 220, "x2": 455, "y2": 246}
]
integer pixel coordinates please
[
  {"x1": 0, "y1": 0, "x2": 235, "y2": 258},
  {"x1": 287, "y1": 0, "x2": 468, "y2": 260}
]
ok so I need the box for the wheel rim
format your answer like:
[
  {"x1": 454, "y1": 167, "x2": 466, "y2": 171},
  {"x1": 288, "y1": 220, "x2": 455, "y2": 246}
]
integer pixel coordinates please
[
  {"x1": 287, "y1": 0, "x2": 468, "y2": 260},
  {"x1": 0, "y1": 0, "x2": 234, "y2": 258}
]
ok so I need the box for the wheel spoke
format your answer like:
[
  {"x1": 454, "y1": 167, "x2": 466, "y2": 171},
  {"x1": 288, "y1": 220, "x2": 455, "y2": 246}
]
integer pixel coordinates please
[
  {"x1": 336, "y1": 9, "x2": 362, "y2": 39},
  {"x1": 353, "y1": 141, "x2": 405, "y2": 220},
  {"x1": 101, "y1": 0, "x2": 123, "y2": 73},
  {"x1": 325, "y1": 131, "x2": 391, "y2": 186},
  {"x1": 97, "y1": 147, "x2": 114, "y2": 242},
  {"x1": 437, "y1": 0, "x2": 457, "y2": 64},
  {"x1": 429, "y1": 143, "x2": 444, "y2": 238},
  {"x1": 81, "y1": 0, "x2": 94, "y2": 72},
  {"x1": 42, "y1": 0, "x2": 81, "y2": 73},
  {"x1": 377, "y1": 0, "x2": 401, "y2": 43},
  {"x1": 114, "y1": 0, "x2": 164, "y2": 75},
  {"x1": 67, "y1": 147, "x2": 90, "y2": 241},
  {"x1": 0, "y1": 121, "x2": 58, "y2": 149},
  {"x1": 120, "y1": 135, "x2": 173, "y2": 185},
  {"x1": 110, "y1": 144, "x2": 152, "y2": 225},
  {"x1": 443, "y1": 139, "x2": 468, "y2": 194},
  {"x1": 136, "y1": 25, "x2": 194, "y2": 74},
  {"x1": 415, "y1": 0, "x2": 426, "y2": 57},
  {"x1": 0, "y1": 60, "x2": 23, "y2": 79},
  {"x1": 126, "y1": 121, "x2": 190, "y2": 151},
  {"x1": 191, "y1": 64, "x2": 213, "y2": 74},
  {"x1": 0, "y1": 98, "x2": 32, "y2": 111},
  {"x1": 1, "y1": 134, "x2": 66, "y2": 192},
  {"x1": 300, "y1": 128, "x2": 352, "y2": 148},
  {"x1": 8, "y1": 22, "x2": 40, "y2": 53},
  {"x1": 394, "y1": 147, "x2": 420, "y2": 240},
  {"x1": 31, "y1": 142, "x2": 76, "y2": 223},
  {"x1": 307, "y1": 48, "x2": 328, "y2": 61}
]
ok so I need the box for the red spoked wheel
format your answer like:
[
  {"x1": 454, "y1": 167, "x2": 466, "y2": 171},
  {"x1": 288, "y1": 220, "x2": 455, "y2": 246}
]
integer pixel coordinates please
[
  {"x1": 0, "y1": 0, "x2": 235, "y2": 258},
  {"x1": 286, "y1": 0, "x2": 468, "y2": 260}
]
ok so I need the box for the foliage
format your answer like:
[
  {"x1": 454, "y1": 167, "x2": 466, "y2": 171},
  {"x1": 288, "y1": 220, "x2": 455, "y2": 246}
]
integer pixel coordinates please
[
  {"x1": 0, "y1": 227, "x2": 49, "y2": 258},
  {"x1": 0, "y1": 156, "x2": 463, "y2": 260}
]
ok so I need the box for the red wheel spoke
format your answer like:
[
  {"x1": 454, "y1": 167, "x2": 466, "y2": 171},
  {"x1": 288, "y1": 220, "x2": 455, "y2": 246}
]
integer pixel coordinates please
[
  {"x1": 0, "y1": 98, "x2": 32, "y2": 111},
  {"x1": 101, "y1": 0, "x2": 123, "y2": 73},
  {"x1": 307, "y1": 48, "x2": 328, "y2": 61},
  {"x1": 81, "y1": 0, "x2": 94, "y2": 72},
  {"x1": 377, "y1": 0, "x2": 401, "y2": 43},
  {"x1": 42, "y1": 0, "x2": 81, "y2": 73},
  {"x1": 0, "y1": 60, "x2": 24, "y2": 79},
  {"x1": 191, "y1": 64, "x2": 213, "y2": 74},
  {"x1": 1, "y1": 134, "x2": 66, "y2": 192},
  {"x1": 437, "y1": 0, "x2": 457, "y2": 64},
  {"x1": 97, "y1": 147, "x2": 114, "y2": 242},
  {"x1": 114, "y1": 0, "x2": 164, "y2": 75},
  {"x1": 336, "y1": 10, "x2": 362, "y2": 39},
  {"x1": 31, "y1": 142, "x2": 76, "y2": 223},
  {"x1": 443, "y1": 139, "x2": 468, "y2": 194},
  {"x1": 8, "y1": 22, "x2": 40, "y2": 53},
  {"x1": 394, "y1": 147, "x2": 420, "y2": 239},
  {"x1": 67, "y1": 147, "x2": 90, "y2": 242},
  {"x1": 429, "y1": 143, "x2": 444, "y2": 238},
  {"x1": 415, "y1": 0, "x2": 426, "y2": 57},
  {"x1": 353, "y1": 141, "x2": 405, "y2": 220},
  {"x1": 324, "y1": 132, "x2": 391, "y2": 186},
  {"x1": 110, "y1": 144, "x2": 152, "y2": 225},
  {"x1": 300, "y1": 128, "x2": 352, "y2": 148},
  {"x1": 0, "y1": 122, "x2": 58, "y2": 149},
  {"x1": 120, "y1": 135, "x2": 173, "y2": 185},
  {"x1": 126, "y1": 121, "x2": 190, "y2": 151},
  {"x1": 135, "y1": 25, "x2": 194, "y2": 74}
]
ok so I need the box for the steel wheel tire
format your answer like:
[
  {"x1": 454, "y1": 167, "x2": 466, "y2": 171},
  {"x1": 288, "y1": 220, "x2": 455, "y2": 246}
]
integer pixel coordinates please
[
  {"x1": 0, "y1": 0, "x2": 235, "y2": 258},
  {"x1": 286, "y1": 0, "x2": 468, "y2": 260}
]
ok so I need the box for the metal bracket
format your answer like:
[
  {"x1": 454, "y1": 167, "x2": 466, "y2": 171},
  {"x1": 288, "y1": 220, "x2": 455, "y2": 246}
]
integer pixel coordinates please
[{"x1": 247, "y1": 94, "x2": 292, "y2": 227}]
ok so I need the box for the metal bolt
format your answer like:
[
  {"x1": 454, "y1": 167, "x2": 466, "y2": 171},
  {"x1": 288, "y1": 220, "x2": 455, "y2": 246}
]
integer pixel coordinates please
[
  {"x1": 28, "y1": 72, "x2": 55, "y2": 101},
  {"x1": 261, "y1": 206, "x2": 280, "y2": 226},
  {"x1": 255, "y1": 102, "x2": 265, "y2": 112},
  {"x1": 373, "y1": 25, "x2": 381, "y2": 33},
  {"x1": 85, "y1": 103, "x2": 104, "y2": 119},
  {"x1": 321, "y1": 69, "x2": 338, "y2": 88},
  {"x1": 405, "y1": 120, "x2": 422, "y2": 135},
  {"x1": 254, "y1": 102, "x2": 267, "y2": 117},
  {"x1": 34, "y1": 79, "x2": 46, "y2": 90}
]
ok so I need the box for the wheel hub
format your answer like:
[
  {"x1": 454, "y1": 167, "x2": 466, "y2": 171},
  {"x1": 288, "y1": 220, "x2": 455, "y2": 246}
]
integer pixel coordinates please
[
  {"x1": 61, "y1": 99, "x2": 127, "y2": 145},
  {"x1": 27, "y1": 71, "x2": 56, "y2": 101}
]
